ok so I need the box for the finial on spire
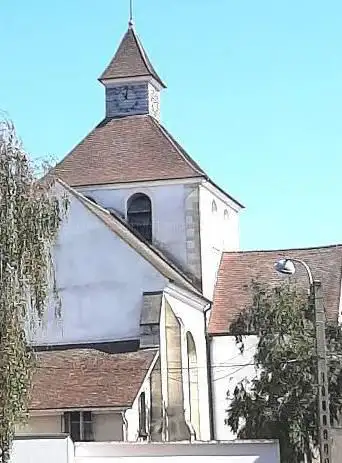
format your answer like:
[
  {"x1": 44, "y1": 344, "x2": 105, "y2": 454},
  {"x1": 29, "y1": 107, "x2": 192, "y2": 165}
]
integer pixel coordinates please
[{"x1": 129, "y1": 0, "x2": 134, "y2": 27}]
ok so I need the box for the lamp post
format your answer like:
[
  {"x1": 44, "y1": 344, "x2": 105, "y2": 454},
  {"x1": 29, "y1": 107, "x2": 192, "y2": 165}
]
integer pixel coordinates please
[{"x1": 275, "y1": 258, "x2": 332, "y2": 463}]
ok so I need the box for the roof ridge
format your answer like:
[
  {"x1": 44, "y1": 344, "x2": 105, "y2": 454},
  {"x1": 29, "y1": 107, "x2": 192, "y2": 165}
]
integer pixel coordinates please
[
  {"x1": 131, "y1": 27, "x2": 166, "y2": 87},
  {"x1": 149, "y1": 117, "x2": 245, "y2": 208},
  {"x1": 148, "y1": 116, "x2": 205, "y2": 177},
  {"x1": 223, "y1": 243, "x2": 342, "y2": 256}
]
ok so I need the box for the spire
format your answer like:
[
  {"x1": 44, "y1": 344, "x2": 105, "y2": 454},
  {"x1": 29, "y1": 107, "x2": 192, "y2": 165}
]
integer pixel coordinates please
[
  {"x1": 129, "y1": 0, "x2": 134, "y2": 28},
  {"x1": 99, "y1": 25, "x2": 166, "y2": 88}
]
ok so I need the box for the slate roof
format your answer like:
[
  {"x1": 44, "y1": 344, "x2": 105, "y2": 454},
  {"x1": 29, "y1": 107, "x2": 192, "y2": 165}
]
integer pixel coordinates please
[
  {"x1": 99, "y1": 25, "x2": 166, "y2": 88},
  {"x1": 30, "y1": 347, "x2": 157, "y2": 410},
  {"x1": 209, "y1": 244, "x2": 342, "y2": 335},
  {"x1": 52, "y1": 115, "x2": 205, "y2": 187}
]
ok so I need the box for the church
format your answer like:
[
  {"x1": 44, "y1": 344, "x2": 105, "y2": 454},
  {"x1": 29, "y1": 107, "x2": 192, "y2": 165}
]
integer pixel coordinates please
[{"x1": 17, "y1": 19, "x2": 342, "y2": 444}]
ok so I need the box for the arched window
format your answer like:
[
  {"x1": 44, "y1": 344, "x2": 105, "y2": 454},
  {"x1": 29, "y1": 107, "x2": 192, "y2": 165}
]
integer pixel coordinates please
[
  {"x1": 224, "y1": 209, "x2": 229, "y2": 220},
  {"x1": 127, "y1": 193, "x2": 152, "y2": 242},
  {"x1": 186, "y1": 332, "x2": 200, "y2": 439}
]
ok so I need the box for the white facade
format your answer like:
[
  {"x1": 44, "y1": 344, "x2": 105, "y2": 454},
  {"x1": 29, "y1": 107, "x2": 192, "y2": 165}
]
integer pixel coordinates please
[
  {"x1": 125, "y1": 373, "x2": 152, "y2": 442},
  {"x1": 199, "y1": 183, "x2": 240, "y2": 299},
  {"x1": 161, "y1": 285, "x2": 211, "y2": 441},
  {"x1": 10, "y1": 437, "x2": 74, "y2": 463},
  {"x1": 210, "y1": 336, "x2": 258, "y2": 440},
  {"x1": 77, "y1": 179, "x2": 241, "y2": 303},
  {"x1": 31, "y1": 191, "x2": 167, "y2": 345},
  {"x1": 24, "y1": 178, "x2": 244, "y2": 443},
  {"x1": 15, "y1": 17, "x2": 252, "y2": 450},
  {"x1": 78, "y1": 181, "x2": 190, "y2": 271},
  {"x1": 74, "y1": 441, "x2": 280, "y2": 463}
]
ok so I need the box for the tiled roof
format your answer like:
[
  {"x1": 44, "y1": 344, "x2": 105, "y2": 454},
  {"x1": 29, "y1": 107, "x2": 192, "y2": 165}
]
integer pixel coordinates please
[
  {"x1": 52, "y1": 115, "x2": 205, "y2": 187},
  {"x1": 30, "y1": 347, "x2": 157, "y2": 410},
  {"x1": 99, "y1": 25, "x2": 166, "y2": 88},
  {"x1": 209, "y1": 245, "x2": 342, "y2": 335}
]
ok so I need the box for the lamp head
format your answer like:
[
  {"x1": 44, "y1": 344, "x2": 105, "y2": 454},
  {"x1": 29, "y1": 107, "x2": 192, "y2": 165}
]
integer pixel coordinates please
[{"x1": 274, "y1": 258, "x2": 296, "y2": 276}]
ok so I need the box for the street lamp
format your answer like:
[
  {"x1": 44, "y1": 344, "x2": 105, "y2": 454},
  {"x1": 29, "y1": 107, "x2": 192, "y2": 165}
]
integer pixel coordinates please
[{"x1": 275, "y1": 258, "x2": 332, "y2": 463}]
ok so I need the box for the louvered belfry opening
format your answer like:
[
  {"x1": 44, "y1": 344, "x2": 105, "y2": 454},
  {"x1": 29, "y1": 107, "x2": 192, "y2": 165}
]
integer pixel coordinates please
[{"x1": 127, "y1": 193, "x2": 152, "y2": 242}]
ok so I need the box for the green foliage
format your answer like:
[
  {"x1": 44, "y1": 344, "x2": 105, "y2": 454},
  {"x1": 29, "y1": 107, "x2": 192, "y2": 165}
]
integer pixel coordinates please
[
  {"x1": 227, "y1": 281, "x2": 342, "y2": 463},
  {"x1": 0, "y1": 121, "x2": 66, "y2": 462}
]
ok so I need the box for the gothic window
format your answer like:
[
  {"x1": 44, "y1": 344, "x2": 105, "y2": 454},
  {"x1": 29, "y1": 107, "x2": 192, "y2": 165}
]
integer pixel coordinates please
[
  {"x1": 224, "y1": 209, "x2": 229, "y2": 220},
  {"x1": 64, "y1": 411, "x2": 93, "y2": 442},
  {"x1": 186, "y1": 332, "x2": 200, "y2": 439},
  {"x1": 211, "y1": 200, "x2": 217, "y2": 214},
  {"x1": 138, "y1": 392, "x2": 148, "y2": 439},
  {"x1": 127, "y1": 193, "x2": 152, "y2": 242}
]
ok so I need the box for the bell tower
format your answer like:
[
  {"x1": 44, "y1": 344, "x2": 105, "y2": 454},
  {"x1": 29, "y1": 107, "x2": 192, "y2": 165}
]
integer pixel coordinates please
[{"x1": 99, "y1": 22, "x2": 166, "y2": 120}]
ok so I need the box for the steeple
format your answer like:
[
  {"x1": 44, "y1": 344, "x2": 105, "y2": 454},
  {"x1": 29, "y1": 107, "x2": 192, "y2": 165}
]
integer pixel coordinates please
[
  {"x1": 99, "y1": 25, "x2": 166, "y2": 88},
  {"x1": 99, "y1": 25, "x2": 166, "y2": 120}
]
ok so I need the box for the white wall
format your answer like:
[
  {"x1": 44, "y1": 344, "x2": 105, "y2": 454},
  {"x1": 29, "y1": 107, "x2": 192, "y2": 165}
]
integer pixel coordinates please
[
  {"x1": 210, "y1": 336, "x2": 258, "y2": 441},
  {"x1": 199, "y1": 185, "x2": 240, "y2": 300},
  {"x1": 30, "y1": 193, "x2": 167, "y2": 345},
  {"x1": 16, "y1": 415, "x2": 62, "y2": 435},
  {"x1": 125, "y1": 375, "x2": 151, "y2": 442},
  {"x1": 74, "y1": 441, "x2": 280, "y2": 462},
  {"x1": 11, "y1": 438, "x2": 280, "y2": 463},
  {"x1": 78, "y1": 183, "x2": 189, "y2": 269},
  {"x1": 11, "y1": 437, "x2": 74, "y2": 463},
  {"x1": 163, "y1": 287, "x2": 211, "y2": 441}
]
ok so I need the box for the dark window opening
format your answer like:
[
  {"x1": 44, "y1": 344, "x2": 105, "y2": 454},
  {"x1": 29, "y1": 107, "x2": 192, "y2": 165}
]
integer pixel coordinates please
[
  {"x1": 138, "y1": 392, "x2": 148, "y2": 439},
  {"x1": 127, "y1": 193, "x2": 152, "y2": 243},
  {"x1": 64, "y1": 411, "x2": 94, "y2": 442}
]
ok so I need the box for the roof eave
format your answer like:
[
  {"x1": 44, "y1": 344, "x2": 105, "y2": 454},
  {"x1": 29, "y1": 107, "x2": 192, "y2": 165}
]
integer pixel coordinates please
[{"x1": 98, "y1": 73, "x2": 166, "y2": 89}]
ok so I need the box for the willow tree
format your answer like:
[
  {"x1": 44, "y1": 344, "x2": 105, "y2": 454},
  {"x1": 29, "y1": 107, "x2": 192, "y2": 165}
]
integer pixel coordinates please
[
  {"x1": 227, "y1": 282, "x2": 342, "y2": 462},
  {"x1": 0, "y1": 120, "x2": 65, "y2": 462}
]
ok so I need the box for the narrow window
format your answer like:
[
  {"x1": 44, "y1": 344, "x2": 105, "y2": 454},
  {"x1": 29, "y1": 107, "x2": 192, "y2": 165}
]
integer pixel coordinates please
[
  {"x1": 127, "y1": 193, "x2": 152, "y2": 242},
  {"x1": 82, "y1": 411, "x2": 94, "y2": 442},
  {"x1": 138, "y1": 392, "x2": 148, "y2": 439},
  {"x1": 224, "y1": 209, "x2": 229, "y2": 220},
  {"x1": 64, "y1": 411, "x2": 93, "y2": 442},
  {"x1": 186, "y1": 332, "x2": 200, "y2": 439},
  {"x1": 212, "y1": 200, "x2": 217, "y2": 214}
]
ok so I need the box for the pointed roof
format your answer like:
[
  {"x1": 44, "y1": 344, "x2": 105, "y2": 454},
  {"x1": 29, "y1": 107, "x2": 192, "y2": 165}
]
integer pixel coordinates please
[{"x1": 99, "y1": 25, "x2": 166, "y2": 88}]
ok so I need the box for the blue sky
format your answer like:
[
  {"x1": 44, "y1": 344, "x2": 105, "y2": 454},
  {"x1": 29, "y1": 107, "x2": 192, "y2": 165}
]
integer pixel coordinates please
[{"x1": 1, "y1": 0, "x2": 341, "y2": 250}]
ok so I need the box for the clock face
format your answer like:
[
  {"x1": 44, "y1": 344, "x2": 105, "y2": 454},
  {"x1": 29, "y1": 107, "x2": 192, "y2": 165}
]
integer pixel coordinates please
[{"x1": 114, "y1": 86, "x2": 139, "y2": 111}]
